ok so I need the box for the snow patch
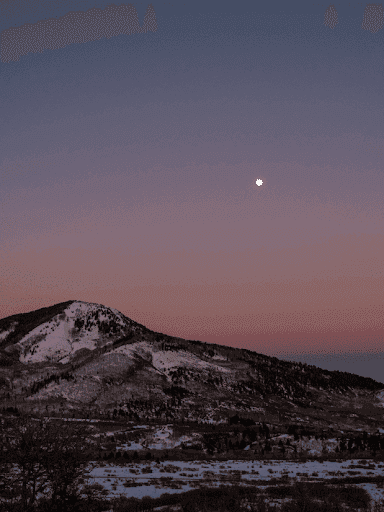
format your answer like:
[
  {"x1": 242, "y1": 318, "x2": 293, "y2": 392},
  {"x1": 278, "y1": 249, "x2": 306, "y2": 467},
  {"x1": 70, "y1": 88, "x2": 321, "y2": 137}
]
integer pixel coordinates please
[
  {"x1": 0, "y1": 322, "x2": 18, "y2": 341},
  {"x1": 15, "y1": 301, "x2": 133, "y2": 364},
  {"x1": 376, "y1": 390, "x2": 384, "y2": 408},
  {"x1": 211, "y1": 354, "x2": 227, "y2": 361},
  {"x1": 0, "y1": 329, "x2": 12, "y2": 341},
  {"x1": 113, "y1": 341, "x2": 153, "y2": 361},
  {"x1": 152, "y1": 350, "x2": 232, "y2": 373},
  {"x1": 19, "y1": 320, "x2": 72, "y2": 363}
]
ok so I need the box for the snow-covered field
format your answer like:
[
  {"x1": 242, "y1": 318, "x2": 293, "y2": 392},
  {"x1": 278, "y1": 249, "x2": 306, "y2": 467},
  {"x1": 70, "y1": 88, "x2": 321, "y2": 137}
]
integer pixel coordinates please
[
  {"x1": 82, "y1": 458, "x2": 384, "y2": 504},
  {"x1": 6, "y1": 457, "x2": 384, "y2": 509},
  {"x1": 7, "y1": 417, "x2": 384, "y2": 508}
]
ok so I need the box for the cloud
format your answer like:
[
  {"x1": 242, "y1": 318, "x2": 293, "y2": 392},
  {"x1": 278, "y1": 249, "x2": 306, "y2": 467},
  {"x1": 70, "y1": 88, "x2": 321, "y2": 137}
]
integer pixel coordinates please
[
  {"x1": 324, "y1": 4, "x2": 338, "y2": 30},
  {"x1": 1, "y1": 3, "x2": 157, "y2": 63},
  {"x1": 323, "y1": 3, "x2": 384, "y2": 34},
  {"x1": 361, "y1": 3, "x2": 384, "y2": 33}
]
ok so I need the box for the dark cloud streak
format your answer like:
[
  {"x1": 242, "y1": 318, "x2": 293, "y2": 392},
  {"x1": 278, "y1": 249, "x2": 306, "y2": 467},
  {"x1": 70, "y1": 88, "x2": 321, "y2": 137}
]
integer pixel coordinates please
[
  {"x1": 1, "y1": 3, "x2": 157, "y2": 63},
  {"x1": 324, "y1": 4, "x2": 338, "y2": 30},
  {"x1": 361, "y1": 3, "x2": 384, "y2": 33},
  {"x1": 324, "y1": 3, "x2": 384, "y2": 33}
]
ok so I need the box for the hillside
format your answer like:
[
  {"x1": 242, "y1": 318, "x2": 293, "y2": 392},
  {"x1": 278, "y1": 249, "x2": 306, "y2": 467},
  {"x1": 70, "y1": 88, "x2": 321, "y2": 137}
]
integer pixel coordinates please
[{"x1": 1, "y1": 300, "x2": 384, "y2": 432}]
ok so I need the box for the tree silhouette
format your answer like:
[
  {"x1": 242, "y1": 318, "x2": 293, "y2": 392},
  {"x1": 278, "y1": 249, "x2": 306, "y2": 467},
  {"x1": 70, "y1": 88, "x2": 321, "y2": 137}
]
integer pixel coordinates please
[{"x1": 0, "y1": 416, "x2": 99, "y2": 511}]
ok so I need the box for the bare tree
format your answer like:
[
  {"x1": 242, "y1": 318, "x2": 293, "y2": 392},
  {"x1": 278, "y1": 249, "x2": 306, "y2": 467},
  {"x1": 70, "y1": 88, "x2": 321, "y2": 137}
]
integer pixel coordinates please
[
  {"x1": 0, "y1": 415, "x2": 100, "y2": 512},
  {"x1": 1, "y1": 416, "x2": 52, "y2": 511},
  {"x1": 41, "y1": 421, "x2": 98, "y2": 511}
]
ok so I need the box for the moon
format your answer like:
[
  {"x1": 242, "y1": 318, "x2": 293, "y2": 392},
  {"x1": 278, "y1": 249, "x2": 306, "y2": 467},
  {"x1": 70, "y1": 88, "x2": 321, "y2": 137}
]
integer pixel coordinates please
[{"x1": 256, "y1": 179, "x2": 263, "y2": 186}]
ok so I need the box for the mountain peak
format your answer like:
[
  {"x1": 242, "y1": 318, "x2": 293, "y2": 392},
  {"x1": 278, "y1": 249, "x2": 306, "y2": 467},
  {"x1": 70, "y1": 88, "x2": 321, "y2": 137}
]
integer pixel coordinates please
[
  {"x1": 1, "y1": 301, "x2": 384, "y2": 431},
  {"x1": 0, "y1": 300, "x2": 136, "y2": 364}
]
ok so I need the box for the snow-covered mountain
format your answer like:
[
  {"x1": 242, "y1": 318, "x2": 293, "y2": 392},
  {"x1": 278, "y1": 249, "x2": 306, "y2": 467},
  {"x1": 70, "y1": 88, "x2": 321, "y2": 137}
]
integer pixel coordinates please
[
  {"x1": 1, "y1": 301, "x2": 384, "y2": 432},
  {"x1": 1, "y1": 301, "x2": 136, "y2": 364}
]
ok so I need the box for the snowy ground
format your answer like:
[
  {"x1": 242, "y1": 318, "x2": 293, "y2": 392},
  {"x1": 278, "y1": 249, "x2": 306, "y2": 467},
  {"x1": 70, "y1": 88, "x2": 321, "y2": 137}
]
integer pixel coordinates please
[
  {"x1": 5, "y1": 456, "x2": 384, "y2": 508},
  {"x1": 81, "y1": 458, "x2": 384, "y2": 504}
]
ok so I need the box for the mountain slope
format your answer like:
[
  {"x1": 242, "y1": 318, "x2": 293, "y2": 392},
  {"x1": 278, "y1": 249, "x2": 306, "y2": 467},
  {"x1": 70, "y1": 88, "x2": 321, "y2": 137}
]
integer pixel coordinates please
[
  {"x1": 1, "y1": 301, "x2": 384, "y2": 432},
  {"x1": 0, "y1": 300, "x2": 150, "y2": 365}
]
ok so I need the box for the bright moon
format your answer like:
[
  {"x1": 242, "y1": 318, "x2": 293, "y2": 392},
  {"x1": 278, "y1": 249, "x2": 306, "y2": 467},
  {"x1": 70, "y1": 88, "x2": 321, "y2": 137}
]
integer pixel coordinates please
[{"x1": 256, "y1": 179, "x2": 263, "y2": 186}]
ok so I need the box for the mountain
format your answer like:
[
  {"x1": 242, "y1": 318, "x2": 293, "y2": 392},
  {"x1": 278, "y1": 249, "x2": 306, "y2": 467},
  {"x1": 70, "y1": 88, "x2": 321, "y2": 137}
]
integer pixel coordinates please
[
  {"x1": 1, "y1": 300, "x2": 384, "y2": 432},
  {"x1": 0, "y1": 300, "x2": 143, "y2": 364}
]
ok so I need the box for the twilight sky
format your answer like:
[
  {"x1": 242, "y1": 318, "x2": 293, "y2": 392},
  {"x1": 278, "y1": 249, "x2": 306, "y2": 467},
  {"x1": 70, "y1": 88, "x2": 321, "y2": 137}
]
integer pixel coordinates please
[{"x1": 1, "y1": 0, "x2": 383, "y2": 382}]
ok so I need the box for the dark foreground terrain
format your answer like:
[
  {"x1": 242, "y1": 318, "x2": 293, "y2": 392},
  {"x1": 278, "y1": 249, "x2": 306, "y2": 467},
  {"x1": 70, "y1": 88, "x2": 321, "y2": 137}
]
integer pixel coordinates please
[{"x1": 3, "y1": 409, "x2": 384, "y2": 512}]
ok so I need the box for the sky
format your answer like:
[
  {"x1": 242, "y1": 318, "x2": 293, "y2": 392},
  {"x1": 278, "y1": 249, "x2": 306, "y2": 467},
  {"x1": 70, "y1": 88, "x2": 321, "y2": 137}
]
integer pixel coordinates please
[{"x1": 0, "y1": 0, "x2": 383, "y2": 382}]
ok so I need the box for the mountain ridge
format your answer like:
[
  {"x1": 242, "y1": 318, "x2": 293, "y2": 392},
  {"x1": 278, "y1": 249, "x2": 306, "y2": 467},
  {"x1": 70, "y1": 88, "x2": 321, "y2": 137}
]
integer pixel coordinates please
[{"x1": 1, "y1": 301, "x2": 384, "y2": 432}]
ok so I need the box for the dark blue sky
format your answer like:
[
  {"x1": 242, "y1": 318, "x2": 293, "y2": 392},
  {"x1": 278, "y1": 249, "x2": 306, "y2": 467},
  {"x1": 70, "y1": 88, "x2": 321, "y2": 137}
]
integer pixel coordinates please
[{"x1": 1, "y1": 1, "x2": 383, "y2": 382}]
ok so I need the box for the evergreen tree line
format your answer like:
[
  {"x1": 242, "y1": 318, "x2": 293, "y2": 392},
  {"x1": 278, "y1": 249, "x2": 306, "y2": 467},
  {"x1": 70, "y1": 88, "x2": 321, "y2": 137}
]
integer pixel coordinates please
[{"x1": 27, "y1": 371, "x2": 75, "y2": 396}]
